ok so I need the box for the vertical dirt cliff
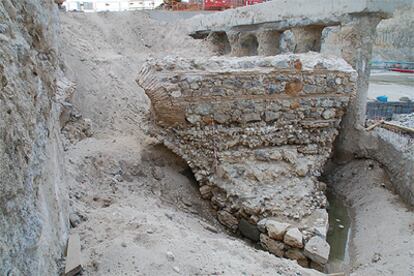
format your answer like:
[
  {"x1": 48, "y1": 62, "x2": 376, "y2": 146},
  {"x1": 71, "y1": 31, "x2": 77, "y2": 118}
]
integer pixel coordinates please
[
  {"x1": 374, "y1": 7, "x2": 414, "y2": 61},
  {"x1": 0, "y1": 0, "x2": 68, "y2": 274}
]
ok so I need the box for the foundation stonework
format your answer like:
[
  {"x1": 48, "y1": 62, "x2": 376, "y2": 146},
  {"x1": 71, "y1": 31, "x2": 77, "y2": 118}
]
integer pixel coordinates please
[
  {"x1": 137, "y1": 54, "x2": 356, "y2": 268},
  {"x1": 186, "y1": 0, "x2": 414, "y2": 207}
]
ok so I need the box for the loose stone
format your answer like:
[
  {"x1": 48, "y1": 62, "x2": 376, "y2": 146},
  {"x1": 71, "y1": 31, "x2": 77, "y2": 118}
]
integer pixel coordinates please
[
  {"x1": 304, "y1": 236, "x2": 330, "y2": 265},
  {"x1": 266, "y1": 220, "x2": 290, "y2": 241},
  {"x1": 260, "y1": 234, "x2": 285, "y2": 257},
  {"x1": 283, "y1": 228, "x2": 303, "y2": 248}
]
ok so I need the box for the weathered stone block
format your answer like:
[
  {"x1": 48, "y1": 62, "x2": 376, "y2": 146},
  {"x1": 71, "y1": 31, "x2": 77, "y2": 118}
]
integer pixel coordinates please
[
  {"x1": 304, "y1": 236, "x2": 330, "y2": 265},
  {"x1": 260, "y1": 234, "x2": 285, "y2": 257},
  {"x1": 217, "y1": 210, "x2": 238, "y2": 231},
  {"x1": 266, "y1": 220, "x2": 290, "y2": 241},
  {"x1": 199, "y1": 185, "x2": 213, "y2": 199},
  {"x1": 257, "y1": 218, "x2": 268, "y2": 233},
  {"x1": 285, "y1": 248, "x2": 309, "y2": 268},
  {"x1": 238, "y1": 218, "x2": 260, "y2": 242},
  {"x1": 283, "y1": 228, "x2": 304, "y2": 248}
]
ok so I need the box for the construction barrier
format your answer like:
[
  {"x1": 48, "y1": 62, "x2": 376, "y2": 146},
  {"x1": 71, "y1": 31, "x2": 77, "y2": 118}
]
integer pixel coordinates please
[{"x1": 366, "y1": 101, "x2": 414, "y2": 120}]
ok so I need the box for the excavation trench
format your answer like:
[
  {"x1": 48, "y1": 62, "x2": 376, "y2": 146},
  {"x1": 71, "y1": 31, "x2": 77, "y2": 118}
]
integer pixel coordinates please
[
  {"x1": 325, "y1": 190, "x2": 352, "y2": 273},
  {"x1": 144, "y1": 144, "x2": 221, "y2": 226}
]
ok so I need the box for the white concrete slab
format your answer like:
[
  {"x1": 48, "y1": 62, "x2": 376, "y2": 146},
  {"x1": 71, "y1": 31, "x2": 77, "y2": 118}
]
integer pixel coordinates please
[{"x1": 186, "y1": 0, "x2": 413, "y2": 34}]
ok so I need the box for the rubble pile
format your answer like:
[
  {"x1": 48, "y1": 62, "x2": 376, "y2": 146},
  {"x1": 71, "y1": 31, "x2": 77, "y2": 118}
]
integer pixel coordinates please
[
  {"x1": 392, "y1": 113, "x2": 414, "y2": 129},
  {"x1": 137, "y1": 53, "x2": 356, "y2": 269}
]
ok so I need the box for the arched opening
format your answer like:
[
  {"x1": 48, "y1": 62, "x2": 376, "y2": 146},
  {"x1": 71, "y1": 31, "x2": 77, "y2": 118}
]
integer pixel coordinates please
[
  {"x1": 291, "y1": 25, "x2": 324, "y2": 53},
  {"x1": 239, "y1": 33, "x2": 259, "y2": 56},
  {"x1": 207, "y1": 31, "x2": 231, "y2": 55},
  {"x1": 141, "y1": 144, "x2": 218, "y2": 222},
  {"x1": 257, "y1": 30, "x2": 282, "y2": 56},
  {"x1": 279, "y1": 30, "x2": 295, "y2": 53}
]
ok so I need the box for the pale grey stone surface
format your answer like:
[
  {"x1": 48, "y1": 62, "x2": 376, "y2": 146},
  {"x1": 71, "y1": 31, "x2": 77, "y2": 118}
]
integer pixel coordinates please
[
  {"x1": 284, "y1": 228, "x2": 304, "y2": 249},
  {"x1": 0, "y1": 0, "x2": 68, "y2": 275},
  {"x1": 304, "y1": 236, "x2": 330, "y2": 265},
  {"x1": 266, "y1": 220, "x2": 290, "y2": 241}
]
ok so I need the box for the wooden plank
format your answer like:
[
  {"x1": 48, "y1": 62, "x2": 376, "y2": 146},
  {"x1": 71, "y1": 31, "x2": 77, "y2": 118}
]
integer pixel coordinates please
[
  {"x1": 366, "y1": 120, "x2": 414, "y2": 136},
  {"x1": 382, "y1": 121, "x2": 414, "y2": 135},
  {"x1": 366, "y1": 120, "x2": 384, "y2": 131},
  {"x1": 65, "y1": 233, "x2": 82, "y2": 276}
]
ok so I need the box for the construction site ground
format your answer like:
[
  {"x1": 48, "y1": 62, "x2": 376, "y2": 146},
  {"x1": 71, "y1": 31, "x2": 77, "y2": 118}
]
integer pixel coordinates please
[
  {"x1": 61, "y1": 10, "x2": 414, "y2": 276},
  {"x1": 369, "y1": 71, "x2": 414, "y2": 101}
]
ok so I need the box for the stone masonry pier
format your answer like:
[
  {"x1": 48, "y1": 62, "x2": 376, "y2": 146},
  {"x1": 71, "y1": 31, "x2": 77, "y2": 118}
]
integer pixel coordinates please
[
  {"x1": 186, "y1": 0, "x2": 410, "y2": 127},
  {"x1": 137, "y1": 54, "x2": 356, "y2": 269},
  {"x1": 186, "y1": 0, "x2": 414, "y2": 206}
]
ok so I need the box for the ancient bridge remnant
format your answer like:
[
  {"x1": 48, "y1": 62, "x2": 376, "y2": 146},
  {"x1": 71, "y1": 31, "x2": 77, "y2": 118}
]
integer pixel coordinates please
[
  {"x1": 187, "y1": 0, "x2": 410, "y2": 153},
  {"x1": 187, "y1": 0, "x2": 411, "y2": 57},
  {"x1": 185, "y1": 0, "x2": 414, "y2": 206},
  {"x1": 137, "y1": 54, "x2": 356, "y2": 268}
]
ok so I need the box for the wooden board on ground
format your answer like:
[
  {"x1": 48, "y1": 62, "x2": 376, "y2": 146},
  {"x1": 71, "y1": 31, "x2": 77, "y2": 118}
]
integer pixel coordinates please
[
  {"x1": 382, "y1": 121, "x2": 414, "y2": 135},
  {"x1": 65, "y1": 233, "x2": 82, "y2": 276}
]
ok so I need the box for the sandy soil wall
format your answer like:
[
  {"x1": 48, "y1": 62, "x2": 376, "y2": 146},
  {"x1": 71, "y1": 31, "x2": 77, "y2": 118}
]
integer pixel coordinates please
[
  {"x1": 0, "y1": 1, "x2": 68, "y2": 274},
  {"x1": 363, "y1": 129, "x2": 414, "y2": 206},
  {"x1": 373, "y1": 8, "x2": 414, "y2": 61}
]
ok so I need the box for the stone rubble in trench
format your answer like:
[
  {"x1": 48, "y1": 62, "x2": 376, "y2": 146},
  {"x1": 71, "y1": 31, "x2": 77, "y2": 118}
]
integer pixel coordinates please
[{"x1": 137, "y1": 53, "x2": 357, "y2": 269}]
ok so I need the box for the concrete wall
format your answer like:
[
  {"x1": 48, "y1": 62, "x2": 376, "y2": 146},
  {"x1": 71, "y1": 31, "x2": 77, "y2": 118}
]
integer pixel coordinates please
[
  {"x1": 0, "y1": 0, "x2": 68, "y2": 274},
  {"x1": 372, "y1": 129, "x2": 414, "y2": 205}
]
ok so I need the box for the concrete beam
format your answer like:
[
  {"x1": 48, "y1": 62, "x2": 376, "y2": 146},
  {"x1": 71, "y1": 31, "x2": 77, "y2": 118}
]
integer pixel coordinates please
[{"x1": 186, "y1": 0, "x2": 412, "y2": 35}]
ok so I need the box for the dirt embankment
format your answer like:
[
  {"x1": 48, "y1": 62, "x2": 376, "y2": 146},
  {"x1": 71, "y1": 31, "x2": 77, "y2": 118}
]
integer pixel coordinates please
[
  {"x1": 373, "y1": 8, "x2": 414, "y2": 61},
  {"x1": 0, "y1": 1, "x2": 68, "y2": 274},
  {"x1": 60, "y1": 11, "x2": 323, "y2": 276}
]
